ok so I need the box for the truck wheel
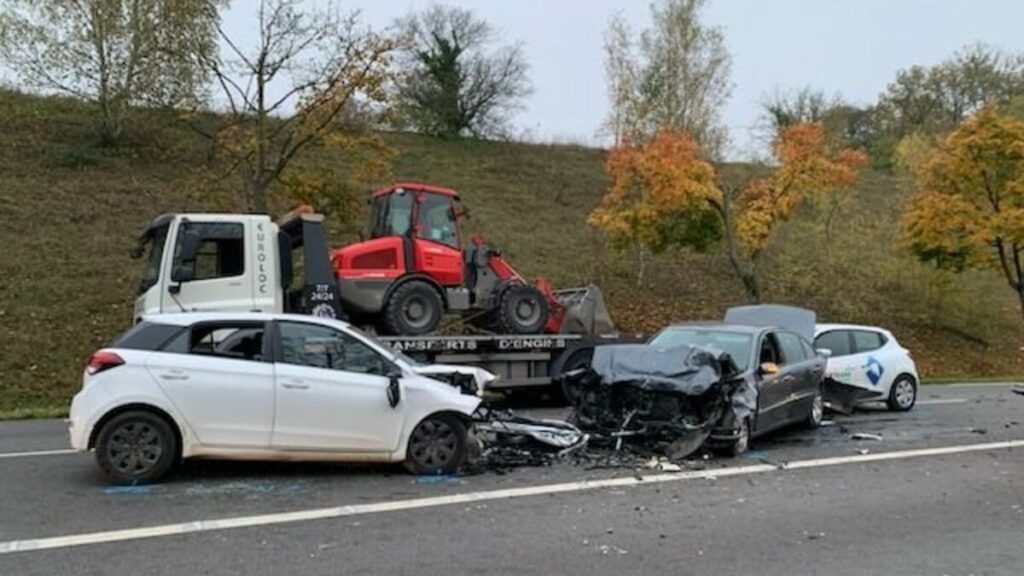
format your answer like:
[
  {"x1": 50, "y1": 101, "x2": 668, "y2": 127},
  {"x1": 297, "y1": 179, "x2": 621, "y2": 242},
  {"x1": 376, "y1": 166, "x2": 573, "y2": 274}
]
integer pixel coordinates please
[
  {"x1": 95, "y1": 410, "x2": 178, "y2": 485},
  {"x1": 495, "y1": 284, "x2": 548, "y2": 334},
  {"x1": 384, "y1": 281, "x2": 443, "y2": 335},
  {"x1": 404, "y1": 414, "x2": 467, "y2": 475}
]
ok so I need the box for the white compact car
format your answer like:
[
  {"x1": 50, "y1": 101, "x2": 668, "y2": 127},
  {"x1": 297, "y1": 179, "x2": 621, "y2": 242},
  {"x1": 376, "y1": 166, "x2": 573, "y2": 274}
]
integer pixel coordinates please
[
  {"x1": 813, "y1": 324, "x2": 920, "y2": 411},
  {"x1": 69, "y1": 313, "x2": 483, "y2": 484}
]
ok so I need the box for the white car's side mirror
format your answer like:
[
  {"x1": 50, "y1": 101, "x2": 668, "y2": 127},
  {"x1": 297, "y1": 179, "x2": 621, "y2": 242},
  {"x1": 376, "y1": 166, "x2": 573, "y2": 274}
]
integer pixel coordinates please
[{"x1": 816, "y1": 348, "x2": 833, "y2": 358}]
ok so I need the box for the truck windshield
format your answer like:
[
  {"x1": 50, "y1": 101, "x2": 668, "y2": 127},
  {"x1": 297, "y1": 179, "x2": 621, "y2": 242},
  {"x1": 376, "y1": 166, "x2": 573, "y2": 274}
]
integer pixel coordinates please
[
  {"x1": 649, "y1": 328, "x2": 753, "y2": 370},
  {"x1": 370, "y1": 191, "x2": 414, "y2": 238},
  {"x1": 135, "y1": 223, "x2": 169, "y2": 295}
]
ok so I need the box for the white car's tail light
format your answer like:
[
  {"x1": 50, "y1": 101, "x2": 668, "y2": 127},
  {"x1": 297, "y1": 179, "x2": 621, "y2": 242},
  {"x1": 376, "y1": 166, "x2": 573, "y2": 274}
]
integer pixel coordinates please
[{"x1": 86, "y1": 351, "x2": 125, "y2": 375}]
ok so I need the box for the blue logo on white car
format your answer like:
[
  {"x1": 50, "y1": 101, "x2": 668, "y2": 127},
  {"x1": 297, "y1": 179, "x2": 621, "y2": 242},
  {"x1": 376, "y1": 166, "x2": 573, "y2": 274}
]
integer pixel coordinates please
[{"x1": 865, "y1": 356, "x2": 885, "y2": 385}]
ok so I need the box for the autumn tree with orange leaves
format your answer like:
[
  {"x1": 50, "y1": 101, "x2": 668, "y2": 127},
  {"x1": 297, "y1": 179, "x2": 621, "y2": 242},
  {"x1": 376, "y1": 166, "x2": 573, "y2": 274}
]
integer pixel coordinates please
[
  {"x1": 902, "y1": 106, "x2": 1024, "y2": 319},
  {"x1": 590, "y1": 123, "x2": 867, "y2": 300},
  {"x1": 588, "y1": 131, "x2": 723, "y2": 284},
  {"x1": 725, "y1": 123, "x2": 868, "y2": 299}
]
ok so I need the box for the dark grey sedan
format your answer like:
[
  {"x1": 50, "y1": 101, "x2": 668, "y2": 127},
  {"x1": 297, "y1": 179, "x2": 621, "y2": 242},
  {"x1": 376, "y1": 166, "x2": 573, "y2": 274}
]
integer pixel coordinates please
[{"x1": 648, "y1": 321, "x2": 826, "y2": 454}]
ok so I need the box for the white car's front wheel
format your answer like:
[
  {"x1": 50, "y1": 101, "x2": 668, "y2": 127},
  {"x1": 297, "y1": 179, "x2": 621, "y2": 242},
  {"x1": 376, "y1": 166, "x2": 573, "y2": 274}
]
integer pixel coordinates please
[
  {"x1": 404, "y1": 414, "x2": 467, "y2": 475},
  {"x1": 887, "y1": 376, "x2": 917, "y2": 412}
]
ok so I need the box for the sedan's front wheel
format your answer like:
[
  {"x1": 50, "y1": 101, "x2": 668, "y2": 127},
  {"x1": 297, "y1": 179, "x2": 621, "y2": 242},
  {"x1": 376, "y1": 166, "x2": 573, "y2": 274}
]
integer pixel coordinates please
[
  {"x1": 404, "y1": 414, "x2": 467, "y2": 475},
  {"x1": 95, "y1": 411, "x2": 178, "y2": 485}
]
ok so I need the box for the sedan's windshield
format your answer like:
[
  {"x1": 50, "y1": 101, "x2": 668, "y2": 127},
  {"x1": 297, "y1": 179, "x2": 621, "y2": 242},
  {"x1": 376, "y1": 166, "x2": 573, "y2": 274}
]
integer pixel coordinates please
[{"x1": 649, "y1": 328, "x2": 753, "y2": 370}]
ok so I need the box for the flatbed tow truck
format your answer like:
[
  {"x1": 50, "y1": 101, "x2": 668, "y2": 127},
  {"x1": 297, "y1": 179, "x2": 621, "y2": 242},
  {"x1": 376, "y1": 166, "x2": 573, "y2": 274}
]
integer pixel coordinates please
[{"x1": 131, "y1": 183, "x2": 636, "y2": 392}]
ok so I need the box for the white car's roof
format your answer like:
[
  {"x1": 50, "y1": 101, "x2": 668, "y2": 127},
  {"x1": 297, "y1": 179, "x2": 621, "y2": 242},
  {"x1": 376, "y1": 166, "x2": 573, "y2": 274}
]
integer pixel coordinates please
[
  {"x1": 815, "y1": 323, "x2": 891, "y2": 334},
  {"x1": 141, "y1": 312, "x2": 352, "y2": 329}
]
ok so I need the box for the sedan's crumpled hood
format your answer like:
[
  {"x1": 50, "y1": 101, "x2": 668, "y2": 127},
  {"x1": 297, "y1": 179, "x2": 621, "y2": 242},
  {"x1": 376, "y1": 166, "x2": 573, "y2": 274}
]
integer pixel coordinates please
[{"x1": 562, "y1": 343, "x2": 756, "y2": 459}]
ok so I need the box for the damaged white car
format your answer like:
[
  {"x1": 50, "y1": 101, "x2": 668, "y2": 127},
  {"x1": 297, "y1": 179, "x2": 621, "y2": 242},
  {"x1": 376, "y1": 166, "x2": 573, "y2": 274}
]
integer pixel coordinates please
[
  {"x1": 69, "y1": 313, "x2": 483, "y2": 484},
  {"x1": 814, "y1": 324, "x2": 920, "y2": 412}
]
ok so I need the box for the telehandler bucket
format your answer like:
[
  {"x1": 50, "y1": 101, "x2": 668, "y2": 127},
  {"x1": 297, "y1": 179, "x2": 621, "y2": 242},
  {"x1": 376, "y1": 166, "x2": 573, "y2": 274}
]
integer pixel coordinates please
[{"x1": 553, "y1": 284, "x2": 615, "y2": 336}]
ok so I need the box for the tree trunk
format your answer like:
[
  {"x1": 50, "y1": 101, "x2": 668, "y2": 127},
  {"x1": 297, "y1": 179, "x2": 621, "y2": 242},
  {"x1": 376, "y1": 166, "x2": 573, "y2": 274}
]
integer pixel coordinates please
[
  {"x1": 636, "y1": 246, "x2": 647, "y2": 287},
  {"x1": 245, "y1": 175, "x2": 270, "y2": 214},
  {"x1": 714, "y1": 189, "x2": 762, "y2": 302}
]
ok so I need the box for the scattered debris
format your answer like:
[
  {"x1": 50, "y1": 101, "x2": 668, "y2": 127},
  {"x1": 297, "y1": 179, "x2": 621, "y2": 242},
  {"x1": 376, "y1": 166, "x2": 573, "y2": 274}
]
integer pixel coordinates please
[
  {"x1": 857, "y1": 448, "x2": 870, "y2": 455},
  {"x1": 1012, "y1": 386, "x2": 1024, "y2": 397},
  {"x1": 468, "y1": 408, "x2": 587, "y2": 472},
  {"x1": 851, "y1": 432, "x2": 883, "y2": 441},
  {"x1": 969, "y1": 427, "x2": 988, "y2": 435}
]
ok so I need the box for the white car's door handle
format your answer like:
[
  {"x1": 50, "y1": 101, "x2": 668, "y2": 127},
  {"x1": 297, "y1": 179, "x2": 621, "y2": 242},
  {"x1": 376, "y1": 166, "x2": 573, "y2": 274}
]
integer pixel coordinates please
[
  {"x1": 158, "y1": 371, "x2": 190, "y2": 381},
  {"x1": 281, "y1": 379, "x2": 310, "y2": 390}
]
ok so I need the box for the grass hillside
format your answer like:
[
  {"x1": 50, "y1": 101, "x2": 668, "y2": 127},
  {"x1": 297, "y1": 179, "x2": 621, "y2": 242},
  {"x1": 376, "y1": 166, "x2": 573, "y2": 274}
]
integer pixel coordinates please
[{"x1": 1, "y1": 89, "x2": 1022, "y2": 415}]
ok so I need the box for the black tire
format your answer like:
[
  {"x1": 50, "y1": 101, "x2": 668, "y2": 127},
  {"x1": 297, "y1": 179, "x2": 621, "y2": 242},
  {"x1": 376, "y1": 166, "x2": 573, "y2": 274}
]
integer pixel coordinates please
[
  {"x1": 404, "y1": 414, "x2": 467, "y2": 475},
  {"x1": 383, "y1": 280, "x2": 444, "y2": 336},
  {"x1": 95, "y1": 410, "x2": 178, "y2": 485},
  {"x1": 887, "y1": 375, "x2": 917, "y2": 412},
  {"x1": 558, "y1": 347, "x2": 594, "y2": 406},
  {"x1": 804, "y1": 388, "x2": 824, "y2": 429},
  {"x1": 721, "y1": 418, "x2": 751, "y2": 457},
  {"x1": 495, "y1": 284, "x2": 549, "y2": 334}
]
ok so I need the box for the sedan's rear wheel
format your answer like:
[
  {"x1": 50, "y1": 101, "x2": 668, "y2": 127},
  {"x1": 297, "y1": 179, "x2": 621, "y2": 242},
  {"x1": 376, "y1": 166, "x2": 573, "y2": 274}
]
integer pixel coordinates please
[
  {"x1": 404, "y1": 414, "x2": 467, "y2": 475},
  {"x1": 804, "y1": 389, "x2": 824, "y2": 429},
  {"x1": 95, "y1": 411, "x2": 178, "y2": 485},
  {"x1": 887, "y1": 376, "x2": 917, "y2": 412}
]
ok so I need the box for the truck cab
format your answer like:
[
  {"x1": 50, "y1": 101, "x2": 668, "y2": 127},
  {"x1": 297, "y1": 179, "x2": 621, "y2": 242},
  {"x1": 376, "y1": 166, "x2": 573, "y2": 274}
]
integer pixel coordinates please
[{"x1": 131, "y1": 211, "x2": 341, "y2": 323}]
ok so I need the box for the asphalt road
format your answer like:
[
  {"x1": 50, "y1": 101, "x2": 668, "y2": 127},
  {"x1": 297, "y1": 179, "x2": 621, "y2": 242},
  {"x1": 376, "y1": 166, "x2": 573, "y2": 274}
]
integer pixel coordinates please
[{"x1": 1, "y1": 383, "x2": 1021, "y2": 575}]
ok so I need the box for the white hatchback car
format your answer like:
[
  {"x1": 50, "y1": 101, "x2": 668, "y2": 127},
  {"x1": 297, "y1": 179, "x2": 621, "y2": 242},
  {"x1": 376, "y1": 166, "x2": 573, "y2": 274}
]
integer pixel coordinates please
[
  {"x1": 69, "y1": 313, "x2": 481, "y2": 484},
  {"x1": 813, "y1": 324, "x2": 920, "y2": 411}
]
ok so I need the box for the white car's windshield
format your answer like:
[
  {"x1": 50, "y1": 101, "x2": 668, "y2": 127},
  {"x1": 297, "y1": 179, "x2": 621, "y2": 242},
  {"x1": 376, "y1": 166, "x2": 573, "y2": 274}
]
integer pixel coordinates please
[{"x1": 649, "y1": 328, "x2": 753, "y2": 370}]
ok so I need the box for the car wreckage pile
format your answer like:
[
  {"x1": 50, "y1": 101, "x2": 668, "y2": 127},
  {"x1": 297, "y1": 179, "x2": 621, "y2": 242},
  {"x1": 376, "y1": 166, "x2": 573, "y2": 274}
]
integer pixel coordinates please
[{"x1": 468, "y1": 343, "x2": 757, "y2": 471}]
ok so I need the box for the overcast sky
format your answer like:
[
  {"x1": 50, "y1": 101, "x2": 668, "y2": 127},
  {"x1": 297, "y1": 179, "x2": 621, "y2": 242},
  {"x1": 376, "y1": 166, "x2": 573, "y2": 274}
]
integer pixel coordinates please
[{"x1": 196, "y1": 1, "x2": 1024, "y2": 158}]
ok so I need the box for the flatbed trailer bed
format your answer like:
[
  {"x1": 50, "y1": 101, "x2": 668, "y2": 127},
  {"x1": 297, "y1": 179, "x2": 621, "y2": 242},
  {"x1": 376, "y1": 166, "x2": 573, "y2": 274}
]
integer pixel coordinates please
[{"x1": 380, "y1": 333, "x2": 645, "y2": 389}]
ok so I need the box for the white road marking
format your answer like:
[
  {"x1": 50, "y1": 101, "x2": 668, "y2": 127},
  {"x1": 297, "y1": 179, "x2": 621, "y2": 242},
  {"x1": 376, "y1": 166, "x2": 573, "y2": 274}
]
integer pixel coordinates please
[
  {"x1": 1, "y1": 439, "x2": 1022, "y2": 555},
  {"x1": 0, "y1": 449, "x2": 77, "y2": 460},
  {"x1": 932, "y1": 381, "x2": 1022, "y2": 388},
  {"x1": 916, "y1": 398, "x2": 968, "y2": 405}
]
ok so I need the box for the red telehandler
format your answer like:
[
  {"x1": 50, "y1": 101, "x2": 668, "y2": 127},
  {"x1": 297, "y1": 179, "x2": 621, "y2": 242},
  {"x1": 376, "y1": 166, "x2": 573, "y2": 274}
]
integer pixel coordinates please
[{"x1": 332, "y1": 182, "x2": 611, "y2": 336}]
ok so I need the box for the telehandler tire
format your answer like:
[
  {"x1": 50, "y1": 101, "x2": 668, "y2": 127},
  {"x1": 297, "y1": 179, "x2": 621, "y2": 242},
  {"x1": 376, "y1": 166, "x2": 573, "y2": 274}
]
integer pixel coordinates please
[
  {"x1": 495, "y1": 284, "x2": 549, "y2": 334},
  {"x1": 384, "y1": 281, "x2": 444, "y2": 335}
]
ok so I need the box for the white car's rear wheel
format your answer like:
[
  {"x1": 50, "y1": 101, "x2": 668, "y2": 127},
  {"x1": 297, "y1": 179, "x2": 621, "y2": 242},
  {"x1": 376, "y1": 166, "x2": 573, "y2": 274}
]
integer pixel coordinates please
[
  {"x1": 887, "y1": 376, "x2": 917, "y2": 412},
  {"x1": 95, "y1": 410, "x2": 178, "y2": 485},
  {"x1": 405, "y1": 414, "x2": 467, "y2": 475}
]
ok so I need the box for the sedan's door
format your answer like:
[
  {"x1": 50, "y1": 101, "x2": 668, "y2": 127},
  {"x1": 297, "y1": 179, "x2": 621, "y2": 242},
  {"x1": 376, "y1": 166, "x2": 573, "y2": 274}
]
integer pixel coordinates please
[
  {"x1": 145, "y1": 321, "x2": 275, "y2": 448},
  {"x1": 271, "y1": 321, "x2": 405, "y2": 452},
  {"x1": 776, "y1": 331, "x2": 820, "y2": 423},
  {"x1": 754, "y1": 332, "x2": 791, "y2": 433}
]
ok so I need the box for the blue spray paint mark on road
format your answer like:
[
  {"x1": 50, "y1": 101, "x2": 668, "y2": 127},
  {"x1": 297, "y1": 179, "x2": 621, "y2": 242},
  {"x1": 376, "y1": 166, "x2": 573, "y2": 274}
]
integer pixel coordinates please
[
  {"x1": 103, "y1": 485, "x2": 154, "y2": 495},
  {"x1": 413, "y1": 475, "x2": 462, "y2": 486}
]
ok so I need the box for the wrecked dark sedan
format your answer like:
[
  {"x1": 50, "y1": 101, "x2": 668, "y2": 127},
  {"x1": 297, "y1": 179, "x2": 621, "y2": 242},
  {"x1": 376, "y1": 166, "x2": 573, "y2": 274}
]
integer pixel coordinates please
[{"x1": 563, "y1": 305, "x2": 826, "y2": 458}]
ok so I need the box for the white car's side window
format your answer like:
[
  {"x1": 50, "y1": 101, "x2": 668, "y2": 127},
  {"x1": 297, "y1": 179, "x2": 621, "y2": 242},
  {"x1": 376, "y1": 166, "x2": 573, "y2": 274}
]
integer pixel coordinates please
[
  {"x1": 278, "y1": 322, "x2": 392, "y2": 376},
  {"x1": 852, "y1": 330, "x2": 886, "y2": 354},
  {"x1": 815, "y1": 330, "x2": 852, "y2": 357},
  {"x1": 163, "y1": 323, "x2": 266, "y2": 362}
]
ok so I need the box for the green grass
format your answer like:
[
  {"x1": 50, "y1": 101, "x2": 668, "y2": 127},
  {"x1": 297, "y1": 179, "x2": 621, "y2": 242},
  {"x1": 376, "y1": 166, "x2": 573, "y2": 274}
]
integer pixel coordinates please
[
  {"x1": 921, "y1": 377, "x2": 1024, "y2": 385},
  {"x1": 1, "y1": 88, "x2": 1023, "y2": 417},
  {"x1": 0, "y1": 406, "x2": 68, "y2": 420}
]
